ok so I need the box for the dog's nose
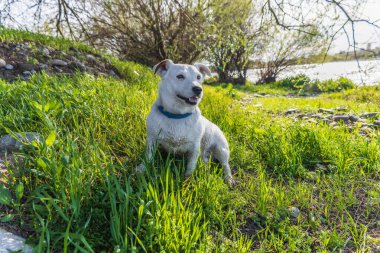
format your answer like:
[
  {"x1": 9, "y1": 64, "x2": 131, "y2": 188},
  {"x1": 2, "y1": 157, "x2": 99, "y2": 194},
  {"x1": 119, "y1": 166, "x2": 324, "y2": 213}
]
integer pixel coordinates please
[{"x1": 192, "y1": 86, "x2": 203, "y2": 95}]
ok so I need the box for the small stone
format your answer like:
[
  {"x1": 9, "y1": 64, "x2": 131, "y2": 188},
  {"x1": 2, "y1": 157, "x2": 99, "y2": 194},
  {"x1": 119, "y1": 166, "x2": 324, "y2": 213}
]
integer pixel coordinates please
[
  {"x1": 285, "y1": 108, "x2": 299, "y2": 115},
  {"x1": 18, "y1": 63, "x2": 38, "y2": 71},
  {"x1": 39, "y1": 64, "x2": 48, "y2": 70},
  {"x1": 109, "y1": 70, "x2": 117, "y2": 76},
  {"x1": 252, "y1": 93, "x2": 265, "y2": 98},
  {"x1": 332, "y1": 115, "x2": 350, "y2": 123},
  {"x1": 0, "y1": 228, "x2": 33, "y2": 253},
  {"x1": 297, "y1": 114, "x2": 306, "y2": 119},
  {"x1": 68, "y1": 61, "x2": 86, "y2": 72},
  {"x1": 349, "y1": 115, "x2": 360, "y2": 122},
  {"x1": 320, "y1": 118, "x2": 332, "y2": 124},
  {"x1": 69, "y1": 46, "x2": 79, "y2": 52},
  {"x1": 311, "y1": 113, "x2": 323, "y2": 119},
  {"x1": 42, "y1": 48, "x2": 50, "y2": 56},
  {"x1": 306, "y1": 171, "x2": 317, "y2": 181},
  {"x1": 23, "y1": 71, "x2": 31, "y2": 76},
  {"x1": 0, "y1": 58, "x2": 6, "y2": 68},
  {"x1": 335, "y1": 106, "x2": 348, "y2": 111},
  {"x1": 360, "y1": 112, "x2": 380, "y2": 118},
  {"x1": 4, "y1": 64, "x2": 13, "y2": 70},
  {"x1": 318, "y1": 108, "x2": 334, "y2": 114},
  {"x1": 288, "y1": 207, "x2": 300, "y2": 218},
  {"x1": 0, "y1": 132, "x2": 43, "y2": 153},
  {"x1": 86, "y1": 54, "x2": 97, "y2": 62},
  {"x1": 50, "y1": 59, "x2": 68, "y2": 66}
]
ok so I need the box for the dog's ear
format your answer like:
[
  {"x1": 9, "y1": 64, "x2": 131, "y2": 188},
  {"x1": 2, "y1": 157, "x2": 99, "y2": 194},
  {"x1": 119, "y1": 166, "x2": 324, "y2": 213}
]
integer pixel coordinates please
[
  {"x1": 153, "y1": 59, "x2": 173, "y2": 77},
  {"x1": 194, "y1": 63, "x2": 212, "y2": 77}
]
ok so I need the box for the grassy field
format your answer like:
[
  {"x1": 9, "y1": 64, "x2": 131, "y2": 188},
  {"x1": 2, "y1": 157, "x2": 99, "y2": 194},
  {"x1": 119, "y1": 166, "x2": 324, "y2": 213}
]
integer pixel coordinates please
[{"x1": 0, "y1": 29, "x2": 380, "y2": 252}]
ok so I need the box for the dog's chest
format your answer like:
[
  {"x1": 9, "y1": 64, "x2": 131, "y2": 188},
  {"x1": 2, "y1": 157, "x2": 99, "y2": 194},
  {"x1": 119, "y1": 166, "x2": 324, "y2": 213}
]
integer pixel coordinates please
[{"x1": 148, "y1": 114, "x2": 202, "y2": 154}]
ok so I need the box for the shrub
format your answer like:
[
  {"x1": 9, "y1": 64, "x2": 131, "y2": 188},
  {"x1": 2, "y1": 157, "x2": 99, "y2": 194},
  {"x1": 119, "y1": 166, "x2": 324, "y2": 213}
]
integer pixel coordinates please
[
  {"x1": 317, "y1": 77, "x2": 356, "y2": 92},
  {"x1": 273, "y1": 75, "x2": 356, "y2": 94}
]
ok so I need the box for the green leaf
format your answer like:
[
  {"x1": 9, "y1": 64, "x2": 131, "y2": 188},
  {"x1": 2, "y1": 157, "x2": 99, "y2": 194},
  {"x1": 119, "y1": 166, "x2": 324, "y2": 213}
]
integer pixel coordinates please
[
  {"x1": 37, "y1": 158, "x2": 47, "y2": 169},
  {"x1": 0, "y1": 186, "x2": 12, "y2": 206},
  {"x1": 46, "y1": 131, "x2": 56, "y2": 147},
  {"x1": 15, "y1": 183, "x2": 24, "y2": 201},
  {"x1": 1, "y1": 214, "x2": 15, "y2": 223}
]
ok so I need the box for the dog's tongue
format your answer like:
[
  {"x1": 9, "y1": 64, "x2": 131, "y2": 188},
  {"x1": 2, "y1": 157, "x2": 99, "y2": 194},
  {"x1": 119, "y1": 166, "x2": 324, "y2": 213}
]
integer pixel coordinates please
[{"x1": 188, "y1": 96, "x2": 198, "y2": 103}]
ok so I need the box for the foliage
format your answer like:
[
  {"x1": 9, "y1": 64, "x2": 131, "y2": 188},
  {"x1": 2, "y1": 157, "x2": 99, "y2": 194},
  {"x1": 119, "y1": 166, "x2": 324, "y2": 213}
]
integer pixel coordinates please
[
  {"x1": 272, "y1": 75, "x2": 357, "y2": 94},
  {"x1": 205, "y1": 0, "x2": 258, "y2": 85},
  {"x1": 87, "y1": 0, "x2": 209, "y2": 66},
  {"x1": 254, "y1": 27, "x2": 326, "y2": 84}
]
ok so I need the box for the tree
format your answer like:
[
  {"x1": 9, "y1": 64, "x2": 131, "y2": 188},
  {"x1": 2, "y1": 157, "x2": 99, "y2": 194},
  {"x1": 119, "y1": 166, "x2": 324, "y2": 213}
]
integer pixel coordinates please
[
  {"x1": 85, "y1": 0, "x2": 209, "y2": 66},
  {"x1": 205, "y1": 0, "x2": 259, "y2": 84},
  {"x1": 255, "y1": 26, "x2": 325, "y2": 84}
]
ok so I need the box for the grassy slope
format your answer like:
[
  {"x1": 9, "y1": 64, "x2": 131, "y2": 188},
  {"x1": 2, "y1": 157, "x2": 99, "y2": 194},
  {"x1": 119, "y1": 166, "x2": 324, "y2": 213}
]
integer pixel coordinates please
[{"x1": 0, "y1": 29, "x2": 380, "y2": 252}]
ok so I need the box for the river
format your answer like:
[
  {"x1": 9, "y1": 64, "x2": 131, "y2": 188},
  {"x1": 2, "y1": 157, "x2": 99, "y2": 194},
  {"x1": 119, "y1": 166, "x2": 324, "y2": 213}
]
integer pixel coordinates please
[{"x1": 247, "y1": 60, "x2": 380, "y2": 85}]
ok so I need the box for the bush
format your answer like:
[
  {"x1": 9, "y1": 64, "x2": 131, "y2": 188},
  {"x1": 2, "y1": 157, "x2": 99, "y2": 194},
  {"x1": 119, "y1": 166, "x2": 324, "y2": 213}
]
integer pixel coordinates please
[
  {"x1": 273, "y1": 74, "x2": 311, "y2": 90},
  {"x1": 273, "y1": 75, "x2": 356, "y2": 94},
  {"x1": 317, "y1": 77, "x2": 356, "y2": 92}
]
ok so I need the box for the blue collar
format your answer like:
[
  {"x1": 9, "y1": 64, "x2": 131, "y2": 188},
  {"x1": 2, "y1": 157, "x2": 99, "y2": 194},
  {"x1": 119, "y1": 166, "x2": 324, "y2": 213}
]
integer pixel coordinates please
[{"x1": 157, "y1": 105, "x2": 193, "y2": 119}]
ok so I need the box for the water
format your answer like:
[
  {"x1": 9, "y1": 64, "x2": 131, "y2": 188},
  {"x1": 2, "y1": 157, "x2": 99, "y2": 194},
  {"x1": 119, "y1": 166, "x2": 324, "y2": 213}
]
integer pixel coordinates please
[{"x1": 247, "y1": 60, "x2": 380, "y2": 85}]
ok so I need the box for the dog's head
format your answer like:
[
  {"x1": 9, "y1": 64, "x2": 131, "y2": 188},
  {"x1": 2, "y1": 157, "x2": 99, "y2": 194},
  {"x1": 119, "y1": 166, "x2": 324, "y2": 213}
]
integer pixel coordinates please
[{"x1": 153, "y1": 59, "x2": 211, "y2": 113}]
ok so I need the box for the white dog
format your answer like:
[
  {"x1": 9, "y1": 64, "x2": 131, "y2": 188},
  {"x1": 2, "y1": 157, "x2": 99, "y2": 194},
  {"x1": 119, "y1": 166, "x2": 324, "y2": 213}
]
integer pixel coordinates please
[{"x1": 137, "y1": 59, "x2": 235, "y2": 185}]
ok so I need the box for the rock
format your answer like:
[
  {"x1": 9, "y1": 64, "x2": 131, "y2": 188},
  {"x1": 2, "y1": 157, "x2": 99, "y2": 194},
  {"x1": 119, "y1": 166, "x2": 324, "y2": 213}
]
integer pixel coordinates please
[
  {"x1": 374, "y1": 120, "x2": 380, "y2": 126},
  {"x1": 68, "y1": 61, "x2": 86, "y2": 72},
  {"x1": 252, "y1": 103, "x2": 263, "y2": 108},
  {"x1": 252, "y1": 93, "x2": 265, "y2": 98},
  {"x1": 332, "y1": 115, "x2": 350, "y2": 123},
  {"x1": 311, "y1": 113, "x2": 323, "y2": 119},
  {"x1": 335, "y1": 106, "x2": 348, "y2": 111},
  {"x1": 0, "y1": 132, "x2": 43, "y2": 153},
  {"x1": 297, "y1": 114, "x2": 306, "y2": 119},
  {"x1": 288, "y1": 207, "x2": 300, "y2": 218},
  {"x1": 16, "y1": 53, "x2": 29, "y2": 62},
  {"x1": 22, "y1": 71, "x2": 32, "y2": 77},
  {"x1": 50, "y1": 59, "x2": 68, "y2": 66},
  {"x1": 0, "y1": 58, "x2": 6, "y2": 68},
  {"x1": 4, "y1": 64, "x2": 13, "y2": 70},
  {"x1": 0, "y1": 228, "x2": 32, "y2": 253},
  {"x1": 318, "y1": 108, "x2": 334, "y2": 114},
  {"x1": 306, "y1": 171, "x2": 317, "y2": 182},
  {"x1": 39, "y1": 64, "x2": 48, "y2": 70},
  {"x1": 69, "y1": 46, "x2": 79, "y2": 52},
  {"x1": 285, "y1": 108, "x2": 299, "y2": 115},
  {"x1": 18, "y1": 63, "x2": 38, "y2": 71},
  {"x1": 42, "y1": 47, "x2": 50, "y2": 56},
  {"x1": 360, "y1": 112, "x2": 380, "y2": 118},
  {"x1": 109, "y1": 70, "x2": 117, "y2": 76},
  {"x1": 349, "y1": 115, "x2": 360, "y2": 122},
  {"x1": 320, "y1": 118, "x2": 332, "y2": 124},
  {"x1": 86, "y1": 54, "x2": 97, "y2": 62}
]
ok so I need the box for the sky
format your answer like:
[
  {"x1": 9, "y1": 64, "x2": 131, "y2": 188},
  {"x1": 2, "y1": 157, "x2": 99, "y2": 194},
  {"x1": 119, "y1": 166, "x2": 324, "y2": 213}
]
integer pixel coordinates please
[{"x1": 331, "y1": 0, "x2": 380, "y2": 53}]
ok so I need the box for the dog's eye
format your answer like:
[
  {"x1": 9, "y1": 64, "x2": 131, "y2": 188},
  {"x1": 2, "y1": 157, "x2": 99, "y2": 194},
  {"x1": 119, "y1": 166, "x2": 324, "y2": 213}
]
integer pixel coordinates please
[
  {"x1": 197, "y1": 75, "x2": 201, "y2": 80},
  {"x1": 176, "y1": 74, "x2": 185, "y2": 80}
]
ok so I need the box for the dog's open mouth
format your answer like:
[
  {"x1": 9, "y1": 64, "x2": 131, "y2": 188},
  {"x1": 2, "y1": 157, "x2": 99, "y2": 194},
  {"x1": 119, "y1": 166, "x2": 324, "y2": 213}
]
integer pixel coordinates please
[{"x1": 177, "y1": 94, "x2": 199, "y2": 105}]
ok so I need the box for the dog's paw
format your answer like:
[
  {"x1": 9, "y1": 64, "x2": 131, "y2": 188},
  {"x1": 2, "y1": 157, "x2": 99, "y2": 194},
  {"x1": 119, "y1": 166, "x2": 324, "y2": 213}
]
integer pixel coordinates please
[
  {"x1": 225, "y1": 176, "x2": 236, "y2": 187},
  {"x1": 184, "y1": 173, "x2": 191, "y2": 180},
  {"x1": 135, "y1": 163, "x2": 146, "y2": 173}
]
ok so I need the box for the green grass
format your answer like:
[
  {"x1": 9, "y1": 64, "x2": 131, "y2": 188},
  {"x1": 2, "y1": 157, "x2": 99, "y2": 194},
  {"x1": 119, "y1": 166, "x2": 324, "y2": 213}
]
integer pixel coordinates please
[{"x1": 0, "y1": 29, "x2": 380, "y2": 252}]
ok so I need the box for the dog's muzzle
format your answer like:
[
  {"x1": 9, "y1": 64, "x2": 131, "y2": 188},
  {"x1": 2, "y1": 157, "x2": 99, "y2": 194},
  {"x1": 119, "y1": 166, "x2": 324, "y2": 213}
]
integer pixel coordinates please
[{"x1": 177, "y1": 94, "x2": 199, "y2": 105}]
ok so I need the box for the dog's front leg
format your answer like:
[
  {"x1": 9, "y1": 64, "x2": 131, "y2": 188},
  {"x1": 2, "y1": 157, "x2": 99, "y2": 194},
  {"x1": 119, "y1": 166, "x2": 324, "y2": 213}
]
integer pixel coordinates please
[
  {"x1": 184, "y1": 144, "x2": 200, "y2": 179},
  {"x1": 135, "y1": 136, "x2": 155, "y2": 173}
]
